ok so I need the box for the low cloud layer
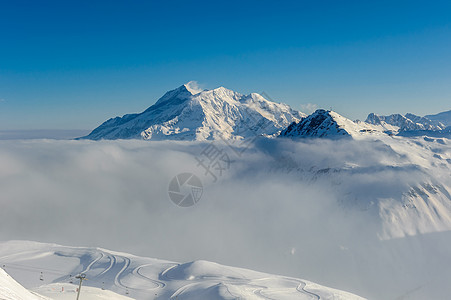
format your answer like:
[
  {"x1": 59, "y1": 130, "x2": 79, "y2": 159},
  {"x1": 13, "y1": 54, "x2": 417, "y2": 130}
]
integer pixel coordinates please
[{"x1": 0, "y1": 137, "x2": 450, "y2": 299}]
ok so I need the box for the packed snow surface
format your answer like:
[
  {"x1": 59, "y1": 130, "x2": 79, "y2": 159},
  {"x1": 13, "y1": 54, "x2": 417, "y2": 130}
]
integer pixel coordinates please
[{"x1": 0, "y1": 241, "x2": 364, "y2": 300}]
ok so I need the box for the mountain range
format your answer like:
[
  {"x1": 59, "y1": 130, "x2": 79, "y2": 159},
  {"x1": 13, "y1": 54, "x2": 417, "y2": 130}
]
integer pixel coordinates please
[{"x1": 365, "y1": 112, "x2": 447, "y2": 131}]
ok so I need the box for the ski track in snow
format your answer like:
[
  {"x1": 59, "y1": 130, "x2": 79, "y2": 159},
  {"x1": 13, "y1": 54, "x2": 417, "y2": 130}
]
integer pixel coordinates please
[
  {"x1": 223, "y1": 284, "x2": 239, "y2": 299},
  {"x1": 134, "y1": 264, "x2": 166, "y2": 289},
  {"x1": 295, "y1": 280, "x2": 321, "y2": 300},
  {"x1": 114, "y1": 256, "x2": 131, "y2": 290},
  {"x1": 170, "y1": 282, "x2": 198, "y2": 298},
  {"x1": 161, "y1": 264, "x2": 315, "y2": 300},
  {"x1": 97, "y1": 254, "x2": 114, "y2": 276},
  {"x1": 80, "y1": 252, "x2": 104, "y2": 274},
  {"x1": 78, "y1": 252, "x2": 167, "y2": 293},
  {"x1": 251, "y1": 277, "x2": 321, "y2": 300},
  {"x1": 0, "y1": 247, "x2": 323, "y2": 299},
  {"x1": 159, "y1": 263, "x2": 180, "y2": 281},
  {"x1": 253, "y1": 287, "x2": 278, "y2": 299}
]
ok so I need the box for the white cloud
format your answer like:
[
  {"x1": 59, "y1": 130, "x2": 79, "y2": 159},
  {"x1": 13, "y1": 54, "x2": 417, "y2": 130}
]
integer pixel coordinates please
[
  {"x1": 300, "y1": 102, "x2": 318, "y2": 114},
  {"x1": 184, "y1": 81, "x2": 204, "y2": 94},
  {"x1": 0, "y1": 138, "x2": 449, "y2": 299}
]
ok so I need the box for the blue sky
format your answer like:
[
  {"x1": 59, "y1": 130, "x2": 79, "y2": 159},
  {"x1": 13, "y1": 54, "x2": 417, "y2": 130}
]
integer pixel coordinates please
[{"x1": 0, "y1": 0, "x2": 450, "y2": 130}]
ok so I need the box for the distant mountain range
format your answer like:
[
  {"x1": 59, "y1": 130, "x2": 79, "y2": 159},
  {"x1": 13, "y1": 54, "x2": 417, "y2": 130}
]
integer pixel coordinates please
[
  {"x1": 81, "y1": 82, "x2": 450, "y2": 140},
  {"x1": 365, "y1": 112, "x2": 447, "y2": 131}
]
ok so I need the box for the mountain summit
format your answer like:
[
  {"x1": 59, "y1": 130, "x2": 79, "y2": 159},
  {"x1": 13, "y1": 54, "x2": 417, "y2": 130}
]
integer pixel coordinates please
[
  {"x1": 279, "y1": 109, "x2": 385, "y2": 139},
  {"x1": 81, "y1": 83, "x2": 304, "y2": 141}
]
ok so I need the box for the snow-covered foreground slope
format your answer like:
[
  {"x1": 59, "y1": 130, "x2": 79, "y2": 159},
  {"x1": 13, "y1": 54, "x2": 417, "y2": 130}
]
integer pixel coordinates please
[
  {"x1": 0, "y1": 136, "x2": 450, "y2": 299},
  {"x1": 0, "y1": 268, "x2": 131, "y2": 300},
  {"x1": 0, "y1": 267, "x2": 49, "y2": 300},
  {"x1": 0, "y1": 241, "x2": 364, "y2": 300},
  {"x1": 81, "y1": 81, "x2": 304, "y2": 141}
]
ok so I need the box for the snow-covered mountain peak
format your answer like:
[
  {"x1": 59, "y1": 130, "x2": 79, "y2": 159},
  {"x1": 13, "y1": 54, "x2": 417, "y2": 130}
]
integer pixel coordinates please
[
  {"x1": 193, "y1": 86, "x2": 243, "y2": 105},
  {"x1": 153, "y1": 84, "x2": 194, "y2": 106},
  {"x1": 152, "y1": 81, "x2": 209, "y2": 106},
  {"x1": 280, "y1": 109, "x2": 351, "y2": 138},
  {"x1": 280, "y1": 109, "x2": 389, "y2": 139},
  {"x1": 81, "y1": 84, "x2": 304, "y2": 141}
]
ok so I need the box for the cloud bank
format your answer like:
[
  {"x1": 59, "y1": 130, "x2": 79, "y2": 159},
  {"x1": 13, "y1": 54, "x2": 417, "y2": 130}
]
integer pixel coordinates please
[{"x1": 0, "y1": 137, "x2": 450, "y2": 299}]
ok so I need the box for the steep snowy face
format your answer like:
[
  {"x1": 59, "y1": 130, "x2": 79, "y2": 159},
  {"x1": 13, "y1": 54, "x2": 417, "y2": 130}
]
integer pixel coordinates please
[
  {"x1": 366, "y1": 112, "x2": 445, "y2": 131},
  {"x1": 279, "y1": 109, "x2": 383, "y2": 139},
  {"x1": 81, "y1": 83, "x2": 304, "y2": 141}
]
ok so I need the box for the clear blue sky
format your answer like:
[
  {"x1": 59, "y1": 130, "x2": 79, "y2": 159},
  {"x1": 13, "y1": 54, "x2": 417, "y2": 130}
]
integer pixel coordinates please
[{"x1": 0, "y1": 0, "x2": 450, "y2": 130}]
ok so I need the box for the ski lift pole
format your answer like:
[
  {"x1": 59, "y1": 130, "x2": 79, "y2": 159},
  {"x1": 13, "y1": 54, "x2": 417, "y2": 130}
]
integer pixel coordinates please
[{"x1": 75, "y1": 273, "x2": 87, "y2": 300}]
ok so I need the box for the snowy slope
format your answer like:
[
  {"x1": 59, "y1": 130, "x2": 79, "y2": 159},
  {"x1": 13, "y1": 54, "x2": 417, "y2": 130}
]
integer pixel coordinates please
[
  {"x1": 81, "y1": 82, "x2": 304, "y2": 141},
  {"x1": 0, "y1": 241, "x2": 365, "y2": 300},
  {"x1": 279, "y1": 109, "x2": 389, "y2": 139},
  {"x1": 35, "y1": 284, "x2": 134, "y2": 300},
  {"x1": 0, "y1": 268, "x2": 131, "y2": 300},
  {"x1": 0, "y1": 268, "x2": 49, "y2": 300}
]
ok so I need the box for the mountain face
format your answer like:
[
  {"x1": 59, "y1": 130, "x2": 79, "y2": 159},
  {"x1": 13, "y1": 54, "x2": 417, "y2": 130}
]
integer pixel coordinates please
[
  {"x1": 365, "y1": 112, "x2": 445, "y2": 131},
  {"x1": 81, "y1": 82, "x2": 305, "y2": 141},
  {"x1": 426, "y1": 110, "x2": 451, "y2": 128},
  {"x1": 280, "y1": 109, "x2": 350, "y2": 138},
  {"x1": 279, "y1": 109, "x2": 385, "y2": 139}
]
